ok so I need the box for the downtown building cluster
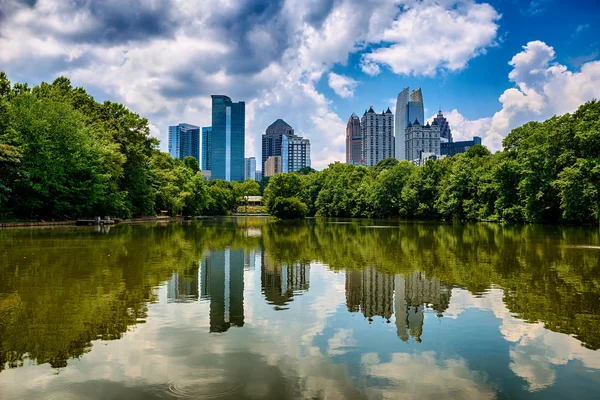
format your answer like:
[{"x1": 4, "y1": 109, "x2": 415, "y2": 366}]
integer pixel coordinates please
[
  {"x1": 168, "y1": 96, "x2": 311, "y2": 182},
  {"x1": 347, "y1": 87, "x2": 482, "y2": 166}
]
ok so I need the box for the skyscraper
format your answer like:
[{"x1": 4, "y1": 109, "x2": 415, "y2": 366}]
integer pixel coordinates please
[
  {"x1": 264, "y1": 156, "x2": 282, "y2": 177},
  {"x1": 244, "y1": 157, "x2": 256, "y2": 181},
  {"x1": 433, "y1": 109, "x2": 452, "y2": 143},
  {"x1": 262, "y1": 119, "x2": 310, "y2": 174},
  {"x1": 346, "y1": 113, "x2": 362, "y2": 164},
  {"x1": 202, "y1": 126, "x2": 212, "y2": 172},
  {"x1": 361, "y1": 106, "x2": 394, "y2": 167},
  {"x1": 211, "y1": 95, "x2": 245, "y2": 181},
  {"x1": 168, "y1": 123, "x2": 200, "y2": 161},
  {"x1": 282, "y1": 134, "x2": 310, "y2": 173},
  {"x1": 395, "y1": 88, "x2": 424, "y2": 160},
  {"x1": 262, "y1": 119, "x2": 294, "y2": 174}
]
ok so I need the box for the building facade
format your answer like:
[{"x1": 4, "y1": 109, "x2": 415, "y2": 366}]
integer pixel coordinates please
[
  {"x1": 244, "y1": 157, "x2": 256, "y2": 181},
  {"x1": 405, "y1": 119, "x2": 441, "y2": 162},
  {"x1": 282, "y1": 134, "x2": 310, "y2": 173},
  {"x1": 395, "y1": 88, "x2": 424, "y2": 160},
  {"x1": 168, "y1": 123, "x2": 200, "y2": 161},
  {"x1": 211, "y1": 95, "x2": 245, "y2": 181},
  {"x1": 264, "y1": 156, "x2": 282, "y2": 177},
  {"x1": 441, "y1": 136, "x2": 482, "y2": 156},
  {"x1": 433, "y1": 110, "x2": 452, "y2": 143},
  {"x1": 255, "y1": 170, "x2": 263, "y2": 182},
  {"x1": 201, "y1": 126, "x2": 212, "y2": 172},
  {"x1": 346, "y1": 113, "x2": 362, "y2": 164},
  {"x1": 361, "y1": 106, "x2": 394, "y2": 167},
  {"x1": 262, "y1": 119, "x2": 294, "y2": 174}
]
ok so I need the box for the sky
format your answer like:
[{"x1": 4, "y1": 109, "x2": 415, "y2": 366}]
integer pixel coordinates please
[{"x1": 1, "y1": 0, "x2": 600, "y2": 170}]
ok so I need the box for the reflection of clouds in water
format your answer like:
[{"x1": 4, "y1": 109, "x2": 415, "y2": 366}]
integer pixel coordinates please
[
  {"x1": 445, "y1": 288, "x2": 600, "y2": 391},
  {"x1": 361, "y1": 352, "x2": 495, "y2": 400}
]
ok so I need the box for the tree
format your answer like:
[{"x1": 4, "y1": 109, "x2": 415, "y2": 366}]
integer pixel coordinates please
[
  {"x1": 373, "y1": 157, "x2": 399, "y2": 173},
  {"x1": 183, "y1": 156, "x2": 200, "y2": 174},
  {"x1": 270, "y1": 197, "x2": 308, "y2": 219}
]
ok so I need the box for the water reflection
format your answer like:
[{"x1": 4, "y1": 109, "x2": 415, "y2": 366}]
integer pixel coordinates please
[
  {"x1": 200, "y1": 249, "x2": 245, "y2": 332},
  {"x1": 0, "y1": 219, "x2": 599, "y2": 399}
]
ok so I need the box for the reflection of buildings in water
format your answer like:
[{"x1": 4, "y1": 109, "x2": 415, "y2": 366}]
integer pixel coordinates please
[
  {"x1": 394, "y1": 272, "x2": 451, "y2": 343},
  {"x1": 200, "y1": 248, "x2": 245, "y2": 333},
  {"x1": 345, "y1": 267, "x2": 394, "y2": 322},
  {"x1": 261, "y1": 252, "x2": 310, "y2": 310},
  {"x1": 167, "y1": 264, "x2": 199, "y2": 303},
  {"x1": 244, "y1": 249, "x2": 256, "y2": 270},
  {"x1": 345, "y1": 269, "x2": 451, "y2": 342}
]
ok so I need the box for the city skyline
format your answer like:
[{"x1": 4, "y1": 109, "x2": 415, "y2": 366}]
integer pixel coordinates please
[{"x1": 4, "y1": 1, "x2": 599, "y2": 170}]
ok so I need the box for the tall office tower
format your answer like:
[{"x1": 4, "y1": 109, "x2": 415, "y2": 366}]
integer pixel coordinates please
[
  {"x1": 282, "y1": 134, "x2": 310, "y2": 173},
  {"x1": 395, "y1": 88, "x2": 425, "y2": 160},
  {"x1": 202, "y1": 126, "x2": 212, "y2": 172},
  {"x1": 262, "y1": 119, "x2": 294, "y2": 174},
  {"x1": 361, "y1": 106, "x2": 394, "y2": 167},
  {"x1": 346, "y1": 113, "x2": 362, "y2": 164},
  {"x1": 244, "y1": 157, "x2": 256, "y2": 180},
  {"x1": 433, "y1": 109, "x2": 452, "y2": 143},
  {"x1": 211, "y1": 95, "x2": 245, "y2": 181},
  {"x1": 395, "y1": 88, "x2": 409, "y2": 161},
  {"x1": 200, "y1": 248, "x2": 245, "y2": 333},
  {"x1": 255, "y1": 170, "x2": 263, "y2": 182},
  {"x1": 405, "y1": 119, "x2": 441, "y2": 162},
  {"x1": 168, "y1": 123, "x2": 200, "y2": 161}
]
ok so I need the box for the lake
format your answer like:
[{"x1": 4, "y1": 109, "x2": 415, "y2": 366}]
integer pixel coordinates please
[{"x1": 1, "y1": 218, "x2": 599, "y2": 399}]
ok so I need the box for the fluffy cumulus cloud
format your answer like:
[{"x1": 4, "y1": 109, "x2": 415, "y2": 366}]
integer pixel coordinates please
[
  {"x1": 328, "y1": 72, "x2": 358, "y2": 98},
  {"x1": 451, "y1": 40, "x2": 600, "y2": 151},
  {"x1": 0, "y1": 0, "x2": 504, "y2": 169},
  {"x1": 360, "y1": 0, "x2": 501, "y2": 76}
]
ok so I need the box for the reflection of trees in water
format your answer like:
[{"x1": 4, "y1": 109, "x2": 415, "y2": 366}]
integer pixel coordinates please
[{"x1": 1, "y1": 218, "x2": 599, "y2": 373}]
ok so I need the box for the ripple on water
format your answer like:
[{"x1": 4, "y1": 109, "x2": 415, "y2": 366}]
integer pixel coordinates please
[
  {"x1": 43, "y1": 391, "x2": 86, "y2": 400},
  {"x1": 166, "y1": 371, "x2": 244, "y2": 399}
]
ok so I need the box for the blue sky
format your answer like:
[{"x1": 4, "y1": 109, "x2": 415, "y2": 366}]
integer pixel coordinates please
[{"x1": 1, "y1": 0, "x2": 600, "y2": 168}]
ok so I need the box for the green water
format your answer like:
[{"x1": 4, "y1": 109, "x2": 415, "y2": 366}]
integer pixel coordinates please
[{"x1": 1, "y1": 218, "x2": 599, "y2": 399}]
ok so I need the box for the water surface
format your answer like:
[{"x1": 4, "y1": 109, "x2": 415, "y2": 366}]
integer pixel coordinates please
[{"x1": 1, "y1": 218, "x2": 599, "y2": 399}]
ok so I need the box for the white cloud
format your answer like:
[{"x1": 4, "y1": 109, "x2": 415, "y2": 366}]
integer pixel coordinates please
[
  {"x1": 0, "y1": 0, "x2": 504, "y2": 169},
  {"x1": 361, "y1": 1, "x2": 501, "y2": 76},
  {"x1": 328, "y1": 72, "x2": 358, "y2": 98},
  {"x1": 448, "y1": 41, "x2": 600, "y2": 151}
]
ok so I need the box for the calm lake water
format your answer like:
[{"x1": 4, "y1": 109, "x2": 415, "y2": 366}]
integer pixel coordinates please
[{"x1": 1, "y1": 218, "x2": 599, "y2": 399}]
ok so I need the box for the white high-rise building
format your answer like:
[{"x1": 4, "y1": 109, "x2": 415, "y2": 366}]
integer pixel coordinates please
[
  {"x1": 244, "y1": 157, "x2": 256, "y2": 181},
  {"x1": 395, "y1": 88, "x2": 424, "y2": 161},
  {"x1": 361, "y1": 106, "x2": 394, "y2": 167},
  {"x1": 405, "y1": 119, "x2": 441, "y2": 163}
]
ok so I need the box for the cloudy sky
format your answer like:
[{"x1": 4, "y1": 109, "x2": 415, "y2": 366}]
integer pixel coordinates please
[{"x1": 1, "y1": 0, "x2": 600, "y2": 169}]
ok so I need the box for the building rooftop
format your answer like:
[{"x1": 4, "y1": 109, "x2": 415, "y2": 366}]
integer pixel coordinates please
[{"x1": 268, "y1": 118, "x2": 292, "y2": 129}]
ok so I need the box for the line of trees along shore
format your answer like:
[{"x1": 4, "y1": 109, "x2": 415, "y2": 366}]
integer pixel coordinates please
[
  {"x1": 1, "y1": 73, "x2": 599, "y2": 224},
  {"x1": 0, "y1": 73, "x2": 259, "y2": 220},
  {"x1": 265, "y1": 101, "x2": 600, "y2": 224}
]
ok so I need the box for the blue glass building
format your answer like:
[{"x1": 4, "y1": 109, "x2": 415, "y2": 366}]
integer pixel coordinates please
[
  {"x1": 211, "y1": 95, "x2": 245, "y2": 181},
  {"x1": 202, "y1": 126, "x2": 212, "y2": 172},
  {"x1": 168, "y1": 123, "x2": 200, "y2": 161}
]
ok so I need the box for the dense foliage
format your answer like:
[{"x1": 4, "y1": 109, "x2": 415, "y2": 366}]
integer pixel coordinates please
[
  {"x1": 0, "y1": 73, "x2": 257, "y2": 219},
  {"x1": 264, "y1": 100, "x2": 600, "y2": 224}
]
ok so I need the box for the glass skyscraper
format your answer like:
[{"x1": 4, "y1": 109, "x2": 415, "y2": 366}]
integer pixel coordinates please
[
  {"x1": 202, "y1": 126, "x2": 212, "y2": 172},
  {"x1": 211, "y1": 95, "x2": 245, "y2": 181},
  {"x1": 395, "y1": 88, "x2": 424, "y2": 160},
  {"x1": 168, "y1": 123, "x2": 200, "y2": 161},
  {"x1": 244, "y1": 157, "x2": 256, "y2": 180}
]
